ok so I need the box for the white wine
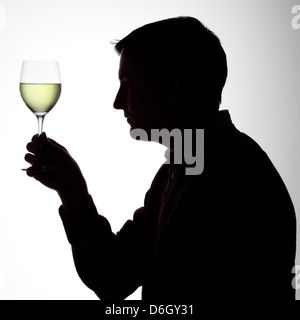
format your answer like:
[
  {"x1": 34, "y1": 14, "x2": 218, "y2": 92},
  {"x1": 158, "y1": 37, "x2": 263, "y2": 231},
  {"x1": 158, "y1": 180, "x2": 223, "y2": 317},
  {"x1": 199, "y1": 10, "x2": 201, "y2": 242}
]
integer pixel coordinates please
[{"x1": 20, "y1": 83, "x2": 61, "y2": 114}]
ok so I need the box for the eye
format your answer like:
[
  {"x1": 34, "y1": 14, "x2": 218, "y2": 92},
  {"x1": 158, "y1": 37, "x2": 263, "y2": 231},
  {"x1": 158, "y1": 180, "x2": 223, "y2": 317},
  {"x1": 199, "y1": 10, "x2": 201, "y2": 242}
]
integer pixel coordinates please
[
  {"x1": 124, "y1": 82, "x2": 132, "y2": 90},
  {"x1": 121, "y1": 80, "x2": 133, "y2": 89}
]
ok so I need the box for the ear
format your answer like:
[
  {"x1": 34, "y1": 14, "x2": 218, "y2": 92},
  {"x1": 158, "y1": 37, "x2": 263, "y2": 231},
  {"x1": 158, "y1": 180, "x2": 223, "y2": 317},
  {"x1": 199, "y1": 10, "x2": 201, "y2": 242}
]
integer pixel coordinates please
[{"x1": 167, "y1": 77, "x2": 181, "y2": 107}]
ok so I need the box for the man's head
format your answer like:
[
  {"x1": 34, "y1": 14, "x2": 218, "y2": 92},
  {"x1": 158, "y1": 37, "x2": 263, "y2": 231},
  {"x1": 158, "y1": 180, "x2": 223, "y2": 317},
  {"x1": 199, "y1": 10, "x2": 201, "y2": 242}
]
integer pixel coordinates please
[{"x1": 113, "y1": 16, "x2": 227, "y2": 133}]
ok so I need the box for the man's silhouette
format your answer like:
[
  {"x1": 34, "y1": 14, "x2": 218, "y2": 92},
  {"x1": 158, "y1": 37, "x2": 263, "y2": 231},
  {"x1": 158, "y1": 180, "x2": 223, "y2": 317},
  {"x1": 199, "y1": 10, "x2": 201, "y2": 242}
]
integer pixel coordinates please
[{"x1": 25, "y1": 17, "x2": 296, "y2": 300}]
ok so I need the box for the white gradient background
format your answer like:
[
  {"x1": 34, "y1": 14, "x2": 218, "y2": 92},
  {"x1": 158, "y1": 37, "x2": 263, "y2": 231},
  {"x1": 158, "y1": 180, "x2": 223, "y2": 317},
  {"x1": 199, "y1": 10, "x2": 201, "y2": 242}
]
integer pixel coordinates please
[{"x1": 0, "y1": 0, "x2": 299, "y2": 300}]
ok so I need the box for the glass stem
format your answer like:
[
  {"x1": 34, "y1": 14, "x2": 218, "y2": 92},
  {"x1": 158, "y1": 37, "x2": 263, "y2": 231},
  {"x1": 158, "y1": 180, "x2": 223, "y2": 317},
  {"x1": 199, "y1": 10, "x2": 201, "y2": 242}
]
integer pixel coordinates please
[{"x1": 36, "y1": 114, "x2": 45, "y2": 136}]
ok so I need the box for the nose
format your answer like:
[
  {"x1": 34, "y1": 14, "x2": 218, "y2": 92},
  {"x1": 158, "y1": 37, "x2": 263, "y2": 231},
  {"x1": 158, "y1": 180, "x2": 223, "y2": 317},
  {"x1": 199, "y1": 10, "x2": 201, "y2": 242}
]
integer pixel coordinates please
[{"x1": 113, "y1": 87, "x2": 126, "y2": 110}]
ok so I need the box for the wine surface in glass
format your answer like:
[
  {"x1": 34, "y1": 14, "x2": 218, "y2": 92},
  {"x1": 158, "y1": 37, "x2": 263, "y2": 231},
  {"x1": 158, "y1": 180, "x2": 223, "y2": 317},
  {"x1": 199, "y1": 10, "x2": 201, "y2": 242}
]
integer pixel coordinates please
[{"x1": 20, "y1": 83, "x2": 61, "y2": 114}]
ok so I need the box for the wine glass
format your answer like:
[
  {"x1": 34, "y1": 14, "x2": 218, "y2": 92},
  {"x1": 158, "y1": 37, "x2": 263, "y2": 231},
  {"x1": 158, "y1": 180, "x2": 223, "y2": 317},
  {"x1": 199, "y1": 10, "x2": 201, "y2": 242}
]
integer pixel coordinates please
[{"x1": 20, "y1": 60, "x2": 61, "y2": 135}]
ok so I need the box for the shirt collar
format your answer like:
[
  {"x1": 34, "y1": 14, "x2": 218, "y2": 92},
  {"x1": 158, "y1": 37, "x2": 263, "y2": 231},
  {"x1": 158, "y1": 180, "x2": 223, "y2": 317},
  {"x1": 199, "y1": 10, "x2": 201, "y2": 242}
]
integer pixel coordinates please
[{"x1": 204, "y1": 109, "x2": 233, "y2": 137}]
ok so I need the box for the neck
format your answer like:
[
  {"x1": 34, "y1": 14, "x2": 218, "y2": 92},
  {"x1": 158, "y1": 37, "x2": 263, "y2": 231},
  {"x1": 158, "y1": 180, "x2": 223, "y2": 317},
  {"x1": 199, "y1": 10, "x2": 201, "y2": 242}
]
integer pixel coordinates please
[
  {"x1": 163, "y1": 109, "x2": 231, "y2": 151},
  {"x1": 170, "y1": 110, "x2": 219, "y2": 130}
]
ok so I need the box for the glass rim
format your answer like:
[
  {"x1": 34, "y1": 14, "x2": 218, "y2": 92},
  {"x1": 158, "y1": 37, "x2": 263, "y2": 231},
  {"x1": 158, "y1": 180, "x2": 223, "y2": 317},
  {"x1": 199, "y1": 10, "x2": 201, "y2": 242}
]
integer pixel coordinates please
[
  {"x1": 20, "y1": 60, "x2": 61, "y2": 83},
  {"x1": 22, "y1": 60, "x2": 59, "y2": 63}
]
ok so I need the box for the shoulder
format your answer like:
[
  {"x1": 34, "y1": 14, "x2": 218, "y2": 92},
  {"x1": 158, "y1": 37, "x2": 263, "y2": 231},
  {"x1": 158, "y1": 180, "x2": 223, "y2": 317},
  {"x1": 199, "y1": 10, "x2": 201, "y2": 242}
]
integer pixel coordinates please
[
  {"x1": 205, "y1": 125, "x2": 276, "y2": 175},
  {"x1": 190, "y1": 124, "x2": 290, "y2": 205}
]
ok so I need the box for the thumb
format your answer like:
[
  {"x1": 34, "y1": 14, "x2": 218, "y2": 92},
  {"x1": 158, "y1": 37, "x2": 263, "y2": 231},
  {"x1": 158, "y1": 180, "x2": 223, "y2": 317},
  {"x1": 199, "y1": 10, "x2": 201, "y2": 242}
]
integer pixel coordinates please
[
  {"x1": 39, "y1": 133, "x2": 69, "y2": 154},
  {"x1": 39, "y1": 132, "x2": 49, "y2": 145}
]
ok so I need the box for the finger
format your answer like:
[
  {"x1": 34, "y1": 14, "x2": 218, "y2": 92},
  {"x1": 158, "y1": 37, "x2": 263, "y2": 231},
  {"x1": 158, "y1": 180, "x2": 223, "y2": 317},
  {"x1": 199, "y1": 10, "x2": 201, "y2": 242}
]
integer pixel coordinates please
[
  {"x1": 26, "y1": 165, "x2": 45, "y2": 178},
  {"x1": 31, "y1": 134, "x2": 39, "y2": 143},
  {"x1": 26, "y1": 165, "x2": 58, "y2": 190},
  {"x1": 24, "y1": 153, "x2": 37, "y2": 165},
  {"x1": 27, "y1": 134, "x2": 53, "y2": 155},
  {"x1": 26, "y1": 142, "x2": 39, "y2": 154},
  {"x1": 25, "y1": 151, "x2": 53, "y2": 168}
]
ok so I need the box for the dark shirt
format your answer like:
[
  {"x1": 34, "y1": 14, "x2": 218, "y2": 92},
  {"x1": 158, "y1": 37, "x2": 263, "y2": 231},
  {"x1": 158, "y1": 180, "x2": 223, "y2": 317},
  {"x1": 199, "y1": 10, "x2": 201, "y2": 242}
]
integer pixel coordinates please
[{"x1": 59, "y1": 110, "x2": 296, "y2": 300}]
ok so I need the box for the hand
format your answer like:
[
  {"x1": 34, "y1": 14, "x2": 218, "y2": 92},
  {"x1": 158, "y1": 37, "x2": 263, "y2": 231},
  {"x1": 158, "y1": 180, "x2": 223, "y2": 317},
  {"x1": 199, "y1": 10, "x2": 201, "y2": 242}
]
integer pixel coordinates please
[{"x1": 25, "y1": 133, "x2": 89, "y2": 212}]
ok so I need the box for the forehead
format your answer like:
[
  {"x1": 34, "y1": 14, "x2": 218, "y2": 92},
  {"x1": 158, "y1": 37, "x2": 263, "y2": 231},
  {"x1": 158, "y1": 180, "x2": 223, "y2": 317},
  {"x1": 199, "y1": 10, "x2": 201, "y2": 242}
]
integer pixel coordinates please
[{"x1": 118, "y1": 52, "x2": 144, "y2": 81}]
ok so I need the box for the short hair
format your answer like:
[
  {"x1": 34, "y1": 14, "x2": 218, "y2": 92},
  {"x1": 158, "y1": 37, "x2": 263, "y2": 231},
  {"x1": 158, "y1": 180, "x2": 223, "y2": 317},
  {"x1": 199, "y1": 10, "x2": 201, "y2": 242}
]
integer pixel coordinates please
[{"x1": 114, "y1": 16, "x2": 227, "y2": 108}]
